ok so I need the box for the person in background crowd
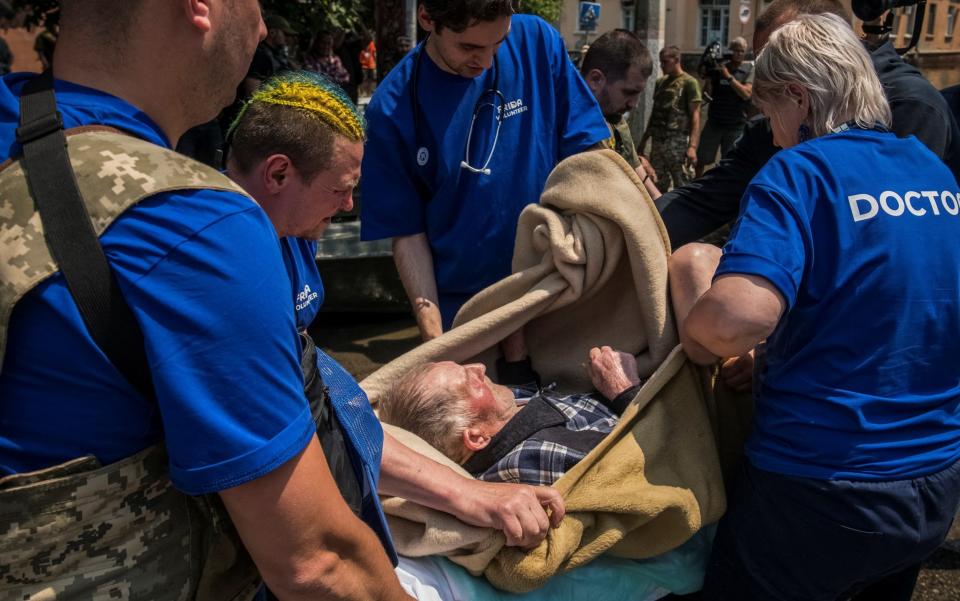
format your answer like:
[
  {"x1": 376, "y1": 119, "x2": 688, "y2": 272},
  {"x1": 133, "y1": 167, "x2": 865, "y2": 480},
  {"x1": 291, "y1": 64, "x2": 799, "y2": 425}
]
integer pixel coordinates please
[
  {"x1": 34, "y1": 23, "x2": 56, "y2": 70},
  {"x1": 580, "y1": 28, "x2": 660, "y2": 200},
  {"x1": 359, "y1": 29, "x2": 377, "y2": 95},
  {"x1": 696, "y1": 36, "x2": 753, "y2": 176},
  {"x1": 675, "y1": 13, "x2": 960, "y2": 601},
  {"x1": 219, "y1": 13, "x2": 299, "y2": 145},
  {"x1": 304, "y1": 30, "x2": 350, "y2": 87},
  {"x1": 0, "y1": 35, "x2": 12, "y2": 75},
  {"x1": 658, "y1": 0, "x2": 960, "y2": 249},
  {"x1": 360, "y1": 0, "x2": 609, "y2": 342},
  {"x1": 336, "y1": 28, "x2": 364, "y2": 103},
  {"x1": 0, "y1": 0, "x2": 12, "y2": 75},
  {"x1": 262, "y1": 13, "x2": 298, "y2": 73},
  {"x1": 942, "y1": 83, "x2": 960, "y2": 177},
  {"x1": 638, "y1": 45, "x2": 702, "y2": 192}
]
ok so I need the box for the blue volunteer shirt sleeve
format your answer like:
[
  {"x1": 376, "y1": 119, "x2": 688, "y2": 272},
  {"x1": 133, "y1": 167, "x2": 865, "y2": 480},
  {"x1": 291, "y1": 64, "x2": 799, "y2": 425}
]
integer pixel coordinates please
[
  {"x1": 360, "y1": 92, "x2": 426, "y2": 241},
  {"x1": 125, "y1": 195, "x2": 314, "y2": 495},
  {"x1": 544, "y1": 21, "x2": 610, "y2": 158},
  {"x1": 715, "y1": 180, "x2": 809, "y2": 311}
]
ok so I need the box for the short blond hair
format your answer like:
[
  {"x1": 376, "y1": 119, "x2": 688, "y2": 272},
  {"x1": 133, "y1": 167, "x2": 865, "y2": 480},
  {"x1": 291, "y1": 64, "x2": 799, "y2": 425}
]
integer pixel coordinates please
[{"x1": 754, "y1": 13, "x2": 891, "y2": 138}]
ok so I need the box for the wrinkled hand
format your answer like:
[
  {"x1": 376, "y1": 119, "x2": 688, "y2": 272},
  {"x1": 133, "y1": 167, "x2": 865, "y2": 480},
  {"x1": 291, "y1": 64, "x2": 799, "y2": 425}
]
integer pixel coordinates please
[
  {"x1": 587, "y1": 346, "x2": 640, "y2": 400},
  {"x1": 639, "y1": 155, "x2": 658, "y2": 183},
  {"x1": 450, "y1": 479, "x2": 565, "y2": 548},
  {"x1": 721, "y1": 349, "x2": 755, "y2": 392}
]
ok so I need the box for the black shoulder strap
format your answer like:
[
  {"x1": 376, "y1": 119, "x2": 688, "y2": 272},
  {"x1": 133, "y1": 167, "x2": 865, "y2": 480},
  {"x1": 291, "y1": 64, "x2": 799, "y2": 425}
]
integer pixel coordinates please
[{"x1": 16, "y1": 71, "x2": 155, "y2": 400}]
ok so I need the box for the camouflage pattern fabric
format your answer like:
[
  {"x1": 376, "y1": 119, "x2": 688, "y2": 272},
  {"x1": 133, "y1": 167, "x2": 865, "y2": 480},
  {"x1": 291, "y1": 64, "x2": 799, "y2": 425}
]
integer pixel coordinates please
[
  {"x1": 0, "y1": 445, "x2": 260, "y2": 601},
  {"x1": 602, "y1": 118, "x2": 640, "y2": 168},
  {"x1": 0, "y1": 128, "x2": 252, "y2": 375},
  {"x1": 649, "y1": 132, "x2": 692, "y2": 192},
  {"x1": 0, "y1": 128, "x2": 260, "y2": 600},
  {"x1": 647, "y1": 72, "x2": 701, "y2": 135}
]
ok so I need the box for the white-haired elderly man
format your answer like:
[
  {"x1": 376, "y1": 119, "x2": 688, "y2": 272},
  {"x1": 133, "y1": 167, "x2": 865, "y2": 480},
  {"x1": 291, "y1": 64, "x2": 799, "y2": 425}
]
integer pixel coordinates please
[{"x1": 379, "y1": 347, "x2": 642, "y2": 486}]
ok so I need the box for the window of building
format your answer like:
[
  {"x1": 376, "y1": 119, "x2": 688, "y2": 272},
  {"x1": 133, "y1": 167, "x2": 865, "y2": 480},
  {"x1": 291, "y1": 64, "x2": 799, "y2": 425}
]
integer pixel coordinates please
[
  {"x1": 623, "y1": 5, "x2": 636, "y2": 32},
  {"x1": 948, "y1": 5, "x2": 958, "y2": 39},
  {"x1": 926, "y1": 3, "x2": 938, "y2": 37},
  {"x1": 699, "y1": 0, "x2": 730, "y2": 48},
  {"x1": 903, "y1": 5, "x2": 916, "y2": 41}
]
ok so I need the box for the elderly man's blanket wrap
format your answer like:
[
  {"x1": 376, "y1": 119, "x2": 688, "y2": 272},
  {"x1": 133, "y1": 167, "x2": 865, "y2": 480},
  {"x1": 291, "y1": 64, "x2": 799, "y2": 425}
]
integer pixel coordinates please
[{"x1": 362, "y1": 149, "x2": 727, "y2": 592}]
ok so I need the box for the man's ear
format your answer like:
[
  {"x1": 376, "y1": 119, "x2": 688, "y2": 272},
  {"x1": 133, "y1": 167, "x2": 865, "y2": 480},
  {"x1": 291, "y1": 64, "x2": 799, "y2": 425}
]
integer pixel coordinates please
[
  {"x1": 184, "y1": 0, "x2": 212, "y2": 33},
  {"x1": 462, "y1": 427, "x2": 491, "y2": 452},
  {"x1": 417, "y1": 4, "x2": 435, "y2": 33},
  {"x1": 262, "y1": 154, "x2": 294, "y2": 194},
  {"x1": 583, "y1": 68, "x2": 606, "y2": 95}
]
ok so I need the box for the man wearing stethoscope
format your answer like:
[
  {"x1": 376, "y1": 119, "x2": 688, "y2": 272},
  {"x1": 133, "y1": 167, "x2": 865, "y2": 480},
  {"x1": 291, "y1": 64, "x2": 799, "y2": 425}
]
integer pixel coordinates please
[{"x1": 360, "y1": 1, "x2": 609, "y2": 342}]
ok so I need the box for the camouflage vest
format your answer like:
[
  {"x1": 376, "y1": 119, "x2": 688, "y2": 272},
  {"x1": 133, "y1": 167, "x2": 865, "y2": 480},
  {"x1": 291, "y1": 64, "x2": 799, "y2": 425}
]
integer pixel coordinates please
[
  {"x1": 602, "y1": 118, "x2": 641, "y2": 169},
  {"x1": 0, "y1": 128, "x2": 261, "y2": 601}
]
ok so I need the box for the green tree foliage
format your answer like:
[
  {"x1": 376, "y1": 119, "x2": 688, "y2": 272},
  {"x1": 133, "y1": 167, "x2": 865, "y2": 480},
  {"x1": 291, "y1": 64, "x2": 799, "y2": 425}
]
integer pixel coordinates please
[
  {"x1": 519, "y1": 0, "x2": 563, "y2": 24},
  {"x1": 262, "y1": 0, "x2": 373, "y2": 34},
  {"x1": 7, "y1": 1, "x2": 375, "y2": 33}
]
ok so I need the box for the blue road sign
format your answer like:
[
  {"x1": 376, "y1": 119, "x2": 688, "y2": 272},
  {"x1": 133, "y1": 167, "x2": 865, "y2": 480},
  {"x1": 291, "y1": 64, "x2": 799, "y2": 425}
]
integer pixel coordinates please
[{"x1": 579, "y1": 2, "x2": 601, "y2": 32}]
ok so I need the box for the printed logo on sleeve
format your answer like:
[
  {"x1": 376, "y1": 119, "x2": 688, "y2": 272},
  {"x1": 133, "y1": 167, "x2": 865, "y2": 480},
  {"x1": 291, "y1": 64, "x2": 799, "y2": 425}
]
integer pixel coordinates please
[{"x1": 296, "y1": 285, "x2": 319, "y2": 312}]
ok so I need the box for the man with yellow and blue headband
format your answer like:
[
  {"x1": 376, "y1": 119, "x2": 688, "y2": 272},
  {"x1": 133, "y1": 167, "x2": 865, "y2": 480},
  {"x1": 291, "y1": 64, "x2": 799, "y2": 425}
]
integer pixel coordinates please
[{"x1": 224, "y1": 71, "x2": 567, "y2": 583}]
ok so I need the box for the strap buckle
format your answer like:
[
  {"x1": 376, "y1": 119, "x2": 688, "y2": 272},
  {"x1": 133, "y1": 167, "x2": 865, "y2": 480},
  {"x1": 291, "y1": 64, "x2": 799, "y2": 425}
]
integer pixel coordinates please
[{"x1": 16, "y1": 111, "x2": 64, "y2": 145}]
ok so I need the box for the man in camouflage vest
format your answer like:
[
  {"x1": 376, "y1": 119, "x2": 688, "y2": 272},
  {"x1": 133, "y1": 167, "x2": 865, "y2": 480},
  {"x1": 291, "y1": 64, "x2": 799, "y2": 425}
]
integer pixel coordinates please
[
  {"x1": 638, "y1": 45, "x2": 702, "y2": 192},
  {"x1": 580, "y1": 29, "x2": 660, "y2": 200},
  {"x1": 0, "y1": 2, "x2": 412, "y2": 600}
]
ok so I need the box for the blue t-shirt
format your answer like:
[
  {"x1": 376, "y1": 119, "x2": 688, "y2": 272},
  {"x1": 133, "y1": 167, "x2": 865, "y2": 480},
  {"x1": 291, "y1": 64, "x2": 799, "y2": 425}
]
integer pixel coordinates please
[
  {"x1": 360, "y1": 15, "x2": 609, "y2": 327},
  {"x1": 281, "y1": 237, "x2": 323, "y2": 331},
  {"x1": 716, "y1": 128, "x2": 960, "y2": 480},
  {"x1": 0, "y1": 74, "x2": 314, "y2": 495}
]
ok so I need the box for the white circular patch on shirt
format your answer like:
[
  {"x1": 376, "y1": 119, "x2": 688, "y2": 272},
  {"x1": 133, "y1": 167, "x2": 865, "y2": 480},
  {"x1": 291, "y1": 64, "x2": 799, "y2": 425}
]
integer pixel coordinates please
[{"x1": 416, "y1": 147, "x2": 429, "y2": 166}]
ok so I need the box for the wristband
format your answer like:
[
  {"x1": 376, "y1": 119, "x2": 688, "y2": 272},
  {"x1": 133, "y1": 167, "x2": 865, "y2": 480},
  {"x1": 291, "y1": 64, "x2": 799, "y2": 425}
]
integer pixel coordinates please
[{"x1": 642, "y1": 173, "x2": 651, "y2": 183}]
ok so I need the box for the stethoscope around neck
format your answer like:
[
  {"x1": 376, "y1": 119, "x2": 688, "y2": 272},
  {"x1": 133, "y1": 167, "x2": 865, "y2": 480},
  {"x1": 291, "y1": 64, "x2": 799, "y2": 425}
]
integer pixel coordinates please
[{"x1": 411, "y1": 38, "x2": 506, "y2": 177}]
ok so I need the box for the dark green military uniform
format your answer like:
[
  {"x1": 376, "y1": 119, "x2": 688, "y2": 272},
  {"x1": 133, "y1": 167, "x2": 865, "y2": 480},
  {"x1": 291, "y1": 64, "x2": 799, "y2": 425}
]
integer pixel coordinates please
[{"x1": 647, "y1": 72, "x2": 701, "y2": 191}]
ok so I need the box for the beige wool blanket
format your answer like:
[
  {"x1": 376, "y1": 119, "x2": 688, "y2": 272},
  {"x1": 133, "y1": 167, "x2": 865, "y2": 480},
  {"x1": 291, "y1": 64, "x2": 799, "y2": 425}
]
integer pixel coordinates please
[{"x1": 362, "y1": 149, "x2": 726, "y2": 592}]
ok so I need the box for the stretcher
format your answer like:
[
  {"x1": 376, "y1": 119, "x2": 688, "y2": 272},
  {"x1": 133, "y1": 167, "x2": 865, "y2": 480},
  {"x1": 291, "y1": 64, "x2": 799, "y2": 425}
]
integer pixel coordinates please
[
  {"x1": 364, "y1": 151, "x2": 729, "y2": 592},
  {"x1": 396, "y1": 526, "x2": 714, "y2": 601}
]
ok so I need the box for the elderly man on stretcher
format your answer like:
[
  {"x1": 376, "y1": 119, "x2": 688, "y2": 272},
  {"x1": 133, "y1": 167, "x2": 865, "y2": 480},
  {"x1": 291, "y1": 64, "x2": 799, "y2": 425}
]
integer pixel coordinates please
[
  {"x1": 380, "y1": 345, "x2": 642, "y2": 488},
  {"x1": 362, "y1": 133, "x2": 728, "y2": 596}
]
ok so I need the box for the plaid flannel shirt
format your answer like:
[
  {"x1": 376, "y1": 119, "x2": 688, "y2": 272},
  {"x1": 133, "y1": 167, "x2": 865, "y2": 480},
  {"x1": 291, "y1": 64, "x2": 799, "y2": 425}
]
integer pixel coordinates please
[{"x1": 469, "y1": 385, "x2": 620, "y2": 487}]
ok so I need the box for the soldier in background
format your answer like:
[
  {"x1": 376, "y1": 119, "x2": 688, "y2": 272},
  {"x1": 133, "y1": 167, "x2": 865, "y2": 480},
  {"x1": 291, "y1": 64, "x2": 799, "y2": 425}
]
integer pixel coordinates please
[{"x1": 638, "y1": 45, "x2": 702, "y2": 192}]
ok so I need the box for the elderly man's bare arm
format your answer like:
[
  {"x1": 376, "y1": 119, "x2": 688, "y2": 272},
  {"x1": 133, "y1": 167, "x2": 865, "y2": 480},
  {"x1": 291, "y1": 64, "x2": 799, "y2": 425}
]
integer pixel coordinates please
[{"x1": 379, "y1": 431, "x2": 565, "y2": 548}]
